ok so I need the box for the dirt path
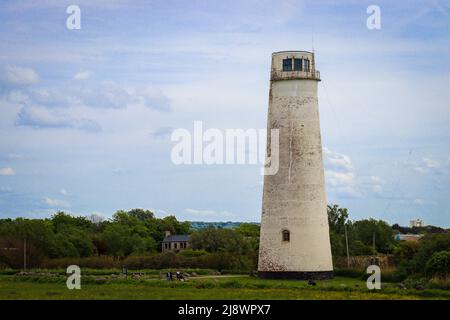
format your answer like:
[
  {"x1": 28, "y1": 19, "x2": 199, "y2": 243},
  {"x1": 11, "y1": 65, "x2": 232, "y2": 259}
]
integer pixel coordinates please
[{"x1": 189, "y1": 275, "x2": 246, "y2": 279}]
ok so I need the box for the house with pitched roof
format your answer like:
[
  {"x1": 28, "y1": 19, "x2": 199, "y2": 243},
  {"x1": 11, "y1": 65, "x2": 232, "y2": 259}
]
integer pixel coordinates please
[{"x1": 162, "y1": 231, "x2": 190, "y2": 252}]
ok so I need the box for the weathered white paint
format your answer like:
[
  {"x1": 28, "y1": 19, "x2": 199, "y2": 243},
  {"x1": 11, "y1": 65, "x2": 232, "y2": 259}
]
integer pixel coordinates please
[{"x1": 258, "y1": 51, "x2": 333, "y2": 273}]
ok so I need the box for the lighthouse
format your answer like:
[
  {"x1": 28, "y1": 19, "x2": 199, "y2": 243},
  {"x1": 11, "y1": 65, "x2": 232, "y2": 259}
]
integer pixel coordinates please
[{"x1": 258, "y1": 51, "x2": 333, "y2": 279}]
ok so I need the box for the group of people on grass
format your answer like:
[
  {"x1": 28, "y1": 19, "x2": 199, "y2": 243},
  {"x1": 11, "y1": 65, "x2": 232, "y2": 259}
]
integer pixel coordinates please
[{"x1": 166, "y1": 271, "x2": 185, "y2": 281}]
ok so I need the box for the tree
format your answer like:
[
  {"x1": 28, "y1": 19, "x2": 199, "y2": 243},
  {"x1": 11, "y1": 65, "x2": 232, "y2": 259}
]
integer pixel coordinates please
[
  {"x1": 425, "y1": 251, "x2": 450, "y2": 279},
  {"x1": 329, "y1": 230, "x2": 345, "y2": 257},
  {"x1": 410, "y1": 233, "x2": 450, "y2": 274},
  {"x1": 351, "y1": 219, "x2": 395, "y2": 254},
  {"x1": 234, "y1": 223, "x2": 260, "y2": 238},
  {"x1": 101, "y1": 211, "x2": 159, "y2": 257},
  {"x1": 327, "y1": 204, "x2": 349, "y2": 235},
  {"x1": 189, "y1": 227, "x2": 252, "y2": 254},
  {"x1": 393, "y1": 241, "x2": 420, "y2": 263},
  {"x1": 349, "y1": 240, "x2": 373, "y2": 256},
  {"x1": 128, "y1": 209, "x2": 154, "y2": 221},
  {"x1": 234, "y1": 223, "x2": 260, "y2": 251},
  {"x1": 50, "y1": 212, "x2": 95, "y2": 257},
  {"x1": 0, "y1": 218, "x2": 57, "y2": 267}
]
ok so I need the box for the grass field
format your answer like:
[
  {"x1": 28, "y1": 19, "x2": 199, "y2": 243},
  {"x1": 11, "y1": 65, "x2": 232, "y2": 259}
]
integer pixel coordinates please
[{"x1": 0, "y1": 270, "x2": 449, "y2": 300}]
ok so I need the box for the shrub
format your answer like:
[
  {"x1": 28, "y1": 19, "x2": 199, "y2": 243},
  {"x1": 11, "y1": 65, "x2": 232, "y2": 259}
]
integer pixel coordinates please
[
  {"x1": 425, "y1": 251, "x2": 450, "y2": 279},
  {"x1": 42, "y1": 255, "x2": 119, "y2": 269},
  {"x1": 428, "y1": 276, "x2": 450, "y2": 290},
  {"x1": 178, "y1": 249, "x2": 209, "y2": 257},
  {"x1": 334, "y1": 268, "x2": 364, "y2": 278}
]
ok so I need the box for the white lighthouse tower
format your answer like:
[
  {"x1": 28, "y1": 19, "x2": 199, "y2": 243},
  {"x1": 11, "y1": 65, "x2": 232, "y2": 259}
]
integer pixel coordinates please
[{"x1": 258, "y1": 51, "x2": 333, "y2": 279}]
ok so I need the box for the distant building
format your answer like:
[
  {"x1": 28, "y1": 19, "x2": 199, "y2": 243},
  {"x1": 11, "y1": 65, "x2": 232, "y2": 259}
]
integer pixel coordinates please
[
  {"x1": 395, "y1": 234, "x2": 424, "y2": 242},
  {"x1": 410, "y1": 219, "x2": 424, "y2": 228},
  {"x1": 162, "y1": 231, "x2": 190, "y2": 252}
]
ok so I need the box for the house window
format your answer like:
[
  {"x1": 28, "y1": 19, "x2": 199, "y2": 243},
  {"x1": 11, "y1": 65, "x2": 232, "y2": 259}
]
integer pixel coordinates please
[
  {"x1": 164, "y1": 243, "x2": 168, "y2": 249},
  {"x1": 282, "y1": 230, "x2": 290, "y2": 242},
  {"x1": 294, "y1": 58, "x2": 303, "y2": 71},
  {"x1": 174, "y1": 243, "x2": 177, "y2": 249},
  {"x1": 282, "y1": 58, "x2": 292, "y2": 71},
  {"x1": 304, "y1": 59, "x2": 310, "y2": 72}
]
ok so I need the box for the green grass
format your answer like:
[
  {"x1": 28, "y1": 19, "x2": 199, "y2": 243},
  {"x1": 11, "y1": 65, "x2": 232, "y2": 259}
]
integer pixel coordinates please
[
  {"x1": 0, "y1": 268, "x2": 217, "y2": 276},
  {"x1": 0, "y1": 273, "x2": 449, "y2": 300}
]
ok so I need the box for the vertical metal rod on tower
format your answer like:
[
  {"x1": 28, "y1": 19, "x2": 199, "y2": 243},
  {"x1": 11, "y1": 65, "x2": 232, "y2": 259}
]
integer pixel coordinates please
[{"x1": 345, "y1": 224, "x2": 350, "y2": 268}]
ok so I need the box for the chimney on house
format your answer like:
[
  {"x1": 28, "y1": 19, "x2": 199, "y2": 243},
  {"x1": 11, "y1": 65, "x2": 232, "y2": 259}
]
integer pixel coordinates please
[{"x1": 165, "y1": 231, "x2": 171, "y2": 238}]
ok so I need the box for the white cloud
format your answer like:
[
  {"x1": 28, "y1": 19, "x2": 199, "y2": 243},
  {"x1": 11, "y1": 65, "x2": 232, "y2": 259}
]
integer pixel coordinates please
[
  {"x1": 352, "y1": 175, "x2": 386, "y2": 195},
  {"x1": 324, "y1": 148, "x2": 361, "y2": 198},
  {"x1": 323, "y1": 147, "x2": 353, "y2": 171},
  {"x1": 27, "y1": 88, "x2": 75, "y2": 107},
  {"x1": 43, "y1": 197, "x2": 70, "y2": 208},
  {"x1": 73, "y1": 71, "x2": 92, "y2": 81},
  {"x1": 17, "y1": 82, "x2": 172, "y2": 111},
  {"x1": 415, "y1": 157, "x2": 443, "y2": 174},
  {"x1": 59, "y1": 188, "x2": 68, "y2": 196},
  {"x1": 184, "y1": 208, "x2": 236, "y2": 219},
  {"x1": 151, "y1": 126, "x2": 174, "y2": 139},
  {"x1": 423, "y1": 157, "x2": 440, "y2": 168},
  {"x1": 325, "y1": 170, "x2": 355, "y2": 187},
  {"x1": 335, "y1": 186, "x2": 362, "y2": 198},
  {"x1": 16, "y1": 106, "x2": 101, "y2": 132},
  {"x1": 4, "y1": 66, "x2": 39, "y2": 86},
  {"x1": 133, "y1": 86, "x2": 171, "y2": 111},
  {"x1": 324, "y1": 150, "x2": 386, "y2": 198},
  {"x1": 0, "y1": 168, "x2": 16, "y2": 176}
]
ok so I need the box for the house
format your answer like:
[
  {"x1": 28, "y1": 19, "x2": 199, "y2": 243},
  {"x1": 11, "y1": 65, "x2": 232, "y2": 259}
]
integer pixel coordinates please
[
  {"x1": 162, "y1": 231, "x2": 190, "y2": 252},
  {"x1": 395, "y1": 233, "x2": 424, "y2": 242},
  {"x1": 410, "y1": 219, "x2": 424, "y2": 228}
]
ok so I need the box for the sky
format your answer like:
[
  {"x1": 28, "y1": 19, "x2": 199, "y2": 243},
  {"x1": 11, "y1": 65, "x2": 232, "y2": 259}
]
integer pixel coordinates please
[{"x1": 0, "y1": 0, "x2": 449, "y2": 226}]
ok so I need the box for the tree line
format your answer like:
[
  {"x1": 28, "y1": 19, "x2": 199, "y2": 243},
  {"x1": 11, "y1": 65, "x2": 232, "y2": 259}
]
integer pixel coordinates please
[{"x1": 0, "y1": 206, "x2": 448, "y2": 281}]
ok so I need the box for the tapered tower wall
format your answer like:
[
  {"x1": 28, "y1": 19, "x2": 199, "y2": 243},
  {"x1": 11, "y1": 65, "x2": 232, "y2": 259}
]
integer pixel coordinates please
[{"x1": 258, "y1": 51, "x2": 333, "y2": 279}]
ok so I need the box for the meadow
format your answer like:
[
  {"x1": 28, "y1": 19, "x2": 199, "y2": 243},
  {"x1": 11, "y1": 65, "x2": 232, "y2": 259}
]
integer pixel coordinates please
[{"x1": 0, "y1": 269, "x2": 449, "y2": 300}]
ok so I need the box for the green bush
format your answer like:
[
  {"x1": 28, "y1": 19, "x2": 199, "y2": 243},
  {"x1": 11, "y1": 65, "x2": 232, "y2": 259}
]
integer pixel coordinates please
[
  {"x1": 334, "y1": 268, "x2": 364, "y2": 278},
  {"x1": 42, "y1": 255, "x2": 119, "y2": 269},
  {"x1": 178, "y1": 249, "x2": 209, "y2": 257},
  {"x1": 425, "y1": 251, "x2": 450, "y2": 279}
]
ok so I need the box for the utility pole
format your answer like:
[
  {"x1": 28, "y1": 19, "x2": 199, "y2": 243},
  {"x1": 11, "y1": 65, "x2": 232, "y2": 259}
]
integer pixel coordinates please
[
  {"x1": 23, "y1": 237, "x2": 27, "y2": 271},
  {"x1": 372, "y1": 232, "x2": 376, "y2": 255},
  {"x1": 344, "y1": 224, "x2": 350, "y2": 268}
]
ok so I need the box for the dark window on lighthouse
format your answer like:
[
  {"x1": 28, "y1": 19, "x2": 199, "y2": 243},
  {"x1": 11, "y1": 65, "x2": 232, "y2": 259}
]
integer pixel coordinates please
[
  {"x1": 294, "y1": 58, "x2": 303, "y2": 71},
  {"x1": 282, "y1": 58, "x2": 292, "y2": 71},
  {"x1": 282, "y1": 230, "x2": 290, "y2": 242},
  {"x1": 304, "y1": 59, "x2": 310, "y2": 72}
]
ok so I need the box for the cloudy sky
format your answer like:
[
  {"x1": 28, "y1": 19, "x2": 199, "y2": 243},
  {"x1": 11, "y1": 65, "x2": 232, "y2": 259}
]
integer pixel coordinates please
[{"x1": 0, "y1": 0, "x2": 449, "y2": 226}]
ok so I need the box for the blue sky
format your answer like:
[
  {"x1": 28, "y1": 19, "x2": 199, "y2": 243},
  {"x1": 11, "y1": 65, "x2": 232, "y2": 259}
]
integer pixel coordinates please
[{"x1": 0, "y1": 0, "x2": 449, "y2": 226}]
